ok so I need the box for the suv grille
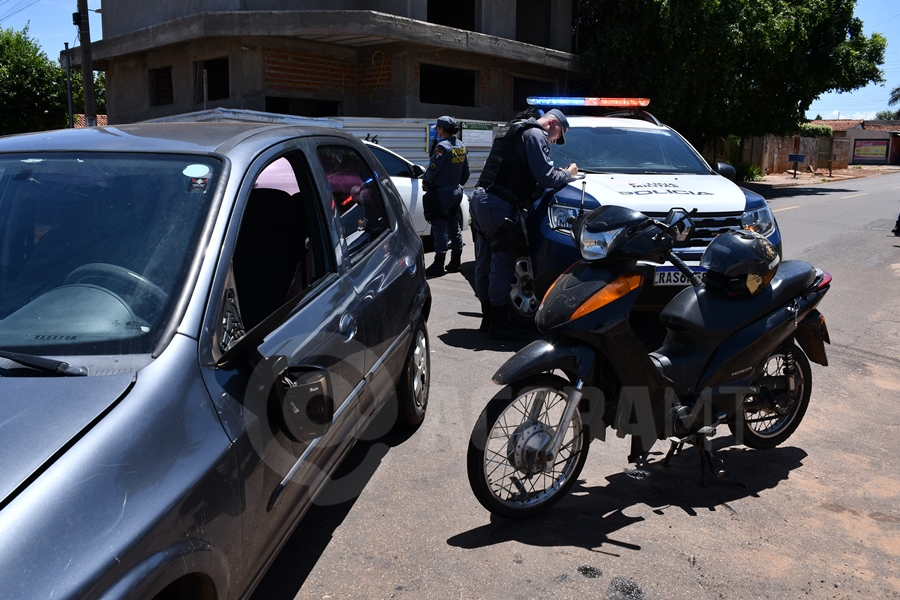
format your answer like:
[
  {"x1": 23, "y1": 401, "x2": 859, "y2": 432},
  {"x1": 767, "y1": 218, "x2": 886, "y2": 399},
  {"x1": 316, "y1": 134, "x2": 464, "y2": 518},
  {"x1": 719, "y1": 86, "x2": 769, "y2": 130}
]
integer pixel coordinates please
[{"x1": 645, "y1": 212, "x2": 743, "y2": 249}]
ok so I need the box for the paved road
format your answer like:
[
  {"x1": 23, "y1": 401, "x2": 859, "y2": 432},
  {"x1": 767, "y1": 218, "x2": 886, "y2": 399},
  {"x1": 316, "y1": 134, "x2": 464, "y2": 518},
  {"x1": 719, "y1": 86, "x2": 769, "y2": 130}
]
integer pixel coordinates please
[{"x1": 253, "y1": 174, "x2": 900, "y2": 600}]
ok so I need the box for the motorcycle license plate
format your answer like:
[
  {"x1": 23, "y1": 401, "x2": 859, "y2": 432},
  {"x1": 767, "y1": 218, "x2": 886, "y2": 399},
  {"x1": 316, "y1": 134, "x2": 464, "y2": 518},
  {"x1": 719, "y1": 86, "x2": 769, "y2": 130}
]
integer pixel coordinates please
[{"x1": 653, "y1": 266, "x2": 707, "y2": 286}]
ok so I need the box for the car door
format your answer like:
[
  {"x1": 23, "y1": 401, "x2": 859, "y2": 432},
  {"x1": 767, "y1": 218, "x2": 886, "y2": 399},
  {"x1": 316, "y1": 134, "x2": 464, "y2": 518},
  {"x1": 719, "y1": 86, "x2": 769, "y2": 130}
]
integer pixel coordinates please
[
  {"x1": 308, "y1": 139, "x2": 419, "y2": 419},
  {"x1": 367, "y1": 143, "x2": 428, "y2": 235},
  {"x1": 199, "y1": 141, "x2": 369, "y2": 595}
]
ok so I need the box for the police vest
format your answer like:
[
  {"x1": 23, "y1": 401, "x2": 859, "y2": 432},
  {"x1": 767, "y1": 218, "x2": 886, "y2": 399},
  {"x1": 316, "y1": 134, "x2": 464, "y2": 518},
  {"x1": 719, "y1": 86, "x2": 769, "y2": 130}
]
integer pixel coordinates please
[{"x1": 477, "y1": 120, "x2": 544, "y2": 204}]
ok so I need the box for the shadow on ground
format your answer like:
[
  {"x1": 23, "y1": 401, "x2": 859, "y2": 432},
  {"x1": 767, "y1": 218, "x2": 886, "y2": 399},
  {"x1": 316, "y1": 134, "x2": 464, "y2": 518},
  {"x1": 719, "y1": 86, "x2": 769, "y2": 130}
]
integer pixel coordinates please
[
  {"x1": 249, "y1": 396, "x2": 416, "y2": 600},
  {"x1": 449, "y1": 440, "x2": 807, "y2": 555}
]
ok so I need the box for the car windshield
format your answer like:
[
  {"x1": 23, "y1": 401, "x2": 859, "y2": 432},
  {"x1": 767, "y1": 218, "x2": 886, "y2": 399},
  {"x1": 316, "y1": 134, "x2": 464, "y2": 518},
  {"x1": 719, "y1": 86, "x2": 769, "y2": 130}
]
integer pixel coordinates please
[
  {"x1": 0, "y1": 153, "x2": 222, "y2": 356},
  {"x1": 549, "y1": 125, "x2": 712, "y2": 175}
]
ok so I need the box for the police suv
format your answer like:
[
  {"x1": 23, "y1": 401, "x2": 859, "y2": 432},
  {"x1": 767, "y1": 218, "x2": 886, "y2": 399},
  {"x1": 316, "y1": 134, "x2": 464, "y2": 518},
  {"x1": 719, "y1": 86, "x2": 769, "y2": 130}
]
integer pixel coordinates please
[{"x1": 510, "y1": 98, "x2": 781, "y2": 322}]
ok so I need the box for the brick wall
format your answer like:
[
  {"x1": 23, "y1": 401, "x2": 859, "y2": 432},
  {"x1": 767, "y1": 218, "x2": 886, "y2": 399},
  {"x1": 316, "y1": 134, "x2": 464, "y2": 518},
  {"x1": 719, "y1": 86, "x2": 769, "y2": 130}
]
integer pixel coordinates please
[{"x1": 264, "y1": 48, "x2": 391, "y2": 98}]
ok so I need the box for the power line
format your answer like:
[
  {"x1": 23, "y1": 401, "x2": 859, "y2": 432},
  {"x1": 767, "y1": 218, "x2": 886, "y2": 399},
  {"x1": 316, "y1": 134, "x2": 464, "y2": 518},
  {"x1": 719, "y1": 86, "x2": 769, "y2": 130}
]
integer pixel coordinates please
[{"x1": 0, "y1": 0, "x2": 38, "y2": 23}]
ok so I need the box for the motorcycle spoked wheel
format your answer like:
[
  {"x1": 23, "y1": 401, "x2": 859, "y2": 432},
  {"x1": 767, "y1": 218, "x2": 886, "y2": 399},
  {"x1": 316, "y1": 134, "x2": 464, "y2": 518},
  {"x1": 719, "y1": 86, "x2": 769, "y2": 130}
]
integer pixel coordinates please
[
  {"x1": 467, "y1": 374, "x2": 590, "y2": 520},
  {"x1": 729, "y1": 344, "x2": 812, "y2": 449}
]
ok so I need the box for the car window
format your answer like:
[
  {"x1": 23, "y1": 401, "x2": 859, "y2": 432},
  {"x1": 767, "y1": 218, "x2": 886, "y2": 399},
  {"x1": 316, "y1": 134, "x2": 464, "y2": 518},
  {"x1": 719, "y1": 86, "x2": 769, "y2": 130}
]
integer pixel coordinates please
[
  {"x1": 229, "y1": 152, "x2": 333, "y2": 334},
  {"x1": 368, "y1": 145, "x2": 414, "y2": 178},
  {"x1": 315, "y1": 145, "x2": 390, "y2": 257},
  {"x1": 549, "y1": 126, "x2": 711, "y2": 175},
  {"x1": 0, "y1": 153, "x2": 222, "y2": 356}
]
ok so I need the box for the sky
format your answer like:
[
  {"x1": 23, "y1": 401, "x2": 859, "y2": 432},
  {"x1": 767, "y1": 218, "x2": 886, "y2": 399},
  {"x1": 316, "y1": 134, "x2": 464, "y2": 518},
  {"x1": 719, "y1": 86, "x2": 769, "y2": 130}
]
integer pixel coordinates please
[{"x1": 2, "y1": 0, "x2": 899, "y2": 121}]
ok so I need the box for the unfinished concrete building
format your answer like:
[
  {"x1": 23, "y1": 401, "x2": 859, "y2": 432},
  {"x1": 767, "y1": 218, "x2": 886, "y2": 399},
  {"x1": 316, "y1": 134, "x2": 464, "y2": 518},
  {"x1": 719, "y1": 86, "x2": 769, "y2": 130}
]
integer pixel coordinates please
[{"x1": 68, "y1": 1, "x2": 583, "y2": 125}]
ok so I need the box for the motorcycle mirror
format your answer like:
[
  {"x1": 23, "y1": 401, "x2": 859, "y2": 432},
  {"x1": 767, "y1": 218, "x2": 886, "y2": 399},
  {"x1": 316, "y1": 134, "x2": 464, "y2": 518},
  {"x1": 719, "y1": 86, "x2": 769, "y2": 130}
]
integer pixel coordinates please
[{"x1": 664, "y1": 207, "x2": 694, "y2": 242}]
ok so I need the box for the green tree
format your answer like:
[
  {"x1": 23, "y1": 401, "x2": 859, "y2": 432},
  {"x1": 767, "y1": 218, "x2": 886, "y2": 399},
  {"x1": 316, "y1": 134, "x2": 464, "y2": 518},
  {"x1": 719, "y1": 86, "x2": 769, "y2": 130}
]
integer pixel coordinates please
[
  {"x1": 0, "y1": 25, "x2": 67, "y2": 134},
  {"x1": 69, "y1": 69, "x2": 107, "y2": 117},
  {"x1": 577, "y1": 0, "x2": 886, "y2": 150},
  {"x1": 876, "y1": 109, "x2": 899, "y2": 120}
]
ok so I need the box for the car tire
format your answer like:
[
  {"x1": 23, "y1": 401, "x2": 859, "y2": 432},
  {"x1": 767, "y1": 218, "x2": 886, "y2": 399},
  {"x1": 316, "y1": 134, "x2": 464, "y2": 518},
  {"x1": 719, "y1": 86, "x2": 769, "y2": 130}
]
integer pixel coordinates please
[{"x1": 397, "y1": 319, "x2": 430, "y2": 427}]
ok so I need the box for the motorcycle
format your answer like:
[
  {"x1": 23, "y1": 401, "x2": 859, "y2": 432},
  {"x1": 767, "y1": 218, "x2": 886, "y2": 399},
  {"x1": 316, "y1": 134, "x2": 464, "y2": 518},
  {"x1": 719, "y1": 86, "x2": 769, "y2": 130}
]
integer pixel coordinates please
[{"x1": 466, "y1": 205, "x2": 832, "y2": 519}]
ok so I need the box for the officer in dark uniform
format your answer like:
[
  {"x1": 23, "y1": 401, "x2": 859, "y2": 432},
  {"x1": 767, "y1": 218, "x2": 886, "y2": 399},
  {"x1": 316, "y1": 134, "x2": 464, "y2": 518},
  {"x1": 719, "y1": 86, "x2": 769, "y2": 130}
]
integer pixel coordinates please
[
  {"x1": 423, "y1": 116, "x2": 470, "y2": 276},
  {"x1": 471, "y1": 108, "x2": 578, "y2": 340}
]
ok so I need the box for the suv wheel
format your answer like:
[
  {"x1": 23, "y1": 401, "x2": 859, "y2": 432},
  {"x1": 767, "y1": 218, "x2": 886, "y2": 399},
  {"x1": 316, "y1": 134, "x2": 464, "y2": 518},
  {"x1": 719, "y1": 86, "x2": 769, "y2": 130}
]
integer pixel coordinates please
[{"x1": 509, "y1": 255, "x2": 538, "y2": 324}]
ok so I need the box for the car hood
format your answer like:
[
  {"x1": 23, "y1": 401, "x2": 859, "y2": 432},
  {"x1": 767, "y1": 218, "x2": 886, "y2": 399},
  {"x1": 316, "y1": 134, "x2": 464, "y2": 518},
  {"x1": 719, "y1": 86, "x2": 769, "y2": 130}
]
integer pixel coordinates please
[
  {"x1": 568, "y1": 173, "x2": 746, "y2": 213},
  {"x1": 0, "y1": 373, "x2": 134, "y2": 506}
]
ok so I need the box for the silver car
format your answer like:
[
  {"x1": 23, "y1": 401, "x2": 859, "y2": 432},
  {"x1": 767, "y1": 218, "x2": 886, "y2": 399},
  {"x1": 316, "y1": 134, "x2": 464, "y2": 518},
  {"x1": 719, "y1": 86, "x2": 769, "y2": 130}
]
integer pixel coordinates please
[{"x1": 0, "y1": 123, "x2": 431, "y2": 599}]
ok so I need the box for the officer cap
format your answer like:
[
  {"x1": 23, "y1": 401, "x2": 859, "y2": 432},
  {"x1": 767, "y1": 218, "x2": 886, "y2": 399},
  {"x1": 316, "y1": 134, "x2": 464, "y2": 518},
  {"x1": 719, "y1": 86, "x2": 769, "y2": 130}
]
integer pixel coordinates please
[
  {"x1": 435, "y1": 116, "x2": 458, "y2": 133},
  {"x1": 546, "y1": 109, "x2": 569, "y2": 145}
]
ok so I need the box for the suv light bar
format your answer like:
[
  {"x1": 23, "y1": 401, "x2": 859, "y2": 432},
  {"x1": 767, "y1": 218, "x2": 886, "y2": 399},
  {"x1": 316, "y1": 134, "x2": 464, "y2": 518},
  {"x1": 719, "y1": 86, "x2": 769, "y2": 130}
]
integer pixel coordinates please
[{"x1": 527, "y1": 97, "x2": 651, "y2": 108}]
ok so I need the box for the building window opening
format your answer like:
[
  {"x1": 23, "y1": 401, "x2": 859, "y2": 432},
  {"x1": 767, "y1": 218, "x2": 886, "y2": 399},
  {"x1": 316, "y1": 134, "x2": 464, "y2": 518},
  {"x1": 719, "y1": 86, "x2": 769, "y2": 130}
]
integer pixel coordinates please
[
  {"x1": 193, "y1": 57, "x2": 230, "y2": 103},
  {"x1": 419, "y1": 64, "x2": 476, "y2": 107},
  {"x1": 427, "y1": 0, "x2": 475, "y2": 31},
  {"x1": 265, "y1": 97, "x2": 342, "y2": 118},
  {"x1": 516, "y1": 0, "x2": 551, "y2": 47},
  {"x1": 513, "y1": 77, "x2": 555, "y2": 112},
  {"x1": 148, "y1": 66, "x2": 174, "y2": 106}
]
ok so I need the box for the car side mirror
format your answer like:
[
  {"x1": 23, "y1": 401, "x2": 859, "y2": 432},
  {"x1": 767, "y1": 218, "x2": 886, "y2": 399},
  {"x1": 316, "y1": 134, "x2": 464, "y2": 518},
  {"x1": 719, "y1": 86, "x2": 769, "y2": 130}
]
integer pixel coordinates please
[
  {"x1": 715, "y1": 162, "x2": 736, "y2": 181},
  {"x1": 412, "y1": 164, "x2": 426, "y2": 178},
  {"x1": 279, "y1": 369, "x2": 334, "y2": 442}
]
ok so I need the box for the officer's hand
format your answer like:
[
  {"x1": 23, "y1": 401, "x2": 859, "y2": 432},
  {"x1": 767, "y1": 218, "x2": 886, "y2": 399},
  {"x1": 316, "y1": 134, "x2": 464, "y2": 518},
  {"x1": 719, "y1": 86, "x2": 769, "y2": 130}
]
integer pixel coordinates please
[{"x1": 565, "y1": 163, "x2": 578, "y2": 177}]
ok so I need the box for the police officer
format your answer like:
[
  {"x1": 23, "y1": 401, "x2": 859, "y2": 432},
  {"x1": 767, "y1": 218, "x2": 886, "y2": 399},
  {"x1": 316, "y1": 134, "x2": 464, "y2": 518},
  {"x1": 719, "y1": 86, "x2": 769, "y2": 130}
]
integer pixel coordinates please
[
  {"x1": 424, "y1": 116, "x2": 470, "y2": 276},
  {"x1": 471, "y1": 108, "x2": 577, "y2": 340}
]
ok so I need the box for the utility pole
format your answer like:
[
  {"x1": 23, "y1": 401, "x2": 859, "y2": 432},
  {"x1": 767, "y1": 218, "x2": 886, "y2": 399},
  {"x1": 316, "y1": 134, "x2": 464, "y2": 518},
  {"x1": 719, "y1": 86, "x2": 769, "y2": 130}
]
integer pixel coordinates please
[
  {"x1": 74, "y1": 0, "x2": 96, "y2": 126},
  {"x1": 64, "y1": 42, "x2": 74, "y2": 128}
]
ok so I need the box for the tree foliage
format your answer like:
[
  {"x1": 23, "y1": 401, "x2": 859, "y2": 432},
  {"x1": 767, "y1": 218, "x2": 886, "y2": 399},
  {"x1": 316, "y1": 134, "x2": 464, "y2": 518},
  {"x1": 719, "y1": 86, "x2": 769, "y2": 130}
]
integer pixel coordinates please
[
  {"x1": 0, "y1": 26, "x2": 106, "y2": 134},
  {"x1": 798, "y1": 123, "x2": 832, "y2": 137},
  {"x1": 0, "y1": 26, "x2": 67, "y2": 134},
  {"x1": 577, "y1": 0, "x2": 886, "y2": 149},
  {"x1": 889, "y1": 84, "x2": 900, "y2": 107},
  {"x1": 876, "y1": 109, "x2": 899, "y2": 120}
]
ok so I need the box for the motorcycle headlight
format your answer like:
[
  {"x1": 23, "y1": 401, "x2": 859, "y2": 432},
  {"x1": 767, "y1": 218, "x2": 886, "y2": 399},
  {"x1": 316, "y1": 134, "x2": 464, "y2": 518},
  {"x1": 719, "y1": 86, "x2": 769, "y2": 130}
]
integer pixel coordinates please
[
  {"x1": 742, "y1": 206, "x2": 776, "y2": 236},
  {"x1": 579, "y1": 226, "x2": 625, "y2": 260},
  {"x1": 548, "y1": 203, "x2": 581, "y2": 232}
]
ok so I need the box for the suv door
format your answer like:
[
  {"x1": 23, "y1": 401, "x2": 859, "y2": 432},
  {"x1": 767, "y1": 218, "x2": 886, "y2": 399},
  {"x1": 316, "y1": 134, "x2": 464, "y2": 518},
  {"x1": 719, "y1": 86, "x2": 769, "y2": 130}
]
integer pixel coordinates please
[{"x1": 199, "y1": 142, "x2": 368, "y2": 593}]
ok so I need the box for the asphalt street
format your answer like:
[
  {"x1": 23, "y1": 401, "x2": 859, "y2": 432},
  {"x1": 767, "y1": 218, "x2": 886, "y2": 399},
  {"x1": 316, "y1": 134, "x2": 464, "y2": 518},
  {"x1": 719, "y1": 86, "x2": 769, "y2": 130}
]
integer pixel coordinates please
[{"x1": 252, "y1": 173, "x2": 900, "y2": 600}]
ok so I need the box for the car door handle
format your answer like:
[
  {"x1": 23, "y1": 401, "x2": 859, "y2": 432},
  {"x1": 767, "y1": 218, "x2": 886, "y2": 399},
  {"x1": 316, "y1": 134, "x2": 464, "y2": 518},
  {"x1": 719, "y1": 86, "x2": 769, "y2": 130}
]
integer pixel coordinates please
[{"x1": 339, "y1": 313, "x2": 357, "y2": 342}]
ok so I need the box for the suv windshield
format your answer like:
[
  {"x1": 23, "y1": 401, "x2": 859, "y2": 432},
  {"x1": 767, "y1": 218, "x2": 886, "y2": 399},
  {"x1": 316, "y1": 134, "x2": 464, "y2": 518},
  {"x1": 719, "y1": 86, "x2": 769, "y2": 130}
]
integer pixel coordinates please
[
  {"x1": 549, "y1": 125, "x2": 712, "y2": 175},
  {"x1": 0, "y1": 153, "x2": 222, "y2": 356}
]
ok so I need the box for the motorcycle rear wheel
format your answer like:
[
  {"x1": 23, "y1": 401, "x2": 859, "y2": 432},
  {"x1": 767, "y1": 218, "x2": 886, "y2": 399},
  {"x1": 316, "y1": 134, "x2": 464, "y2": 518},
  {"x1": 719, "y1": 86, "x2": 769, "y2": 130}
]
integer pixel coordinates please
[
  {"x1": 729, "y1": 344, "x2": 812, "y2": 449},
  {"x1": 467, "y1": 374, "x2": 590, "y2": 520}
]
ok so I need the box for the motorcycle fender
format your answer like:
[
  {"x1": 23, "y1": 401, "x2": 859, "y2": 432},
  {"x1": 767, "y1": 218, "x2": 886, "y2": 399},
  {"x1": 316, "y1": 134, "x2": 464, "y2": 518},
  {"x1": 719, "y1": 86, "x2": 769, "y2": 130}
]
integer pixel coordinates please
[
  {"x1": 492, "y1": 340, "x2": 606, "y2": 442},
  {"x1": 492, "y1": 339, "x2": 596, "y2": 385},
  {"x1": 794, "y1": 309, "x2": 830, "y2": 366}
]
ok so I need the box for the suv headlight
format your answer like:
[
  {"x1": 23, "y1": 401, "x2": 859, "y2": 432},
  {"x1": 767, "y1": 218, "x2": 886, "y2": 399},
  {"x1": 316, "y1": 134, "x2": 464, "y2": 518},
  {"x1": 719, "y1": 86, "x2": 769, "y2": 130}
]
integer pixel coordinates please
[
  {"x1": 549, "y1": 203, "x2": 581, "y2": 231},
  {"x1": 742, "y1": 206, "x2": 776, "y2": 236}
]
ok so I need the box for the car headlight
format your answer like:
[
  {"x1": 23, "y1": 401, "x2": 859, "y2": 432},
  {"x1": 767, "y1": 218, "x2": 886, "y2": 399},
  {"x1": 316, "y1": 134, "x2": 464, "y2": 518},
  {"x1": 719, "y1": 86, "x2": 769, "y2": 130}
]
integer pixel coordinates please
[
  {"x1": 580, "y1": 227, "x2": 625, "y2": 260},
  {"x1": 549, "y1": 203, "x2": 581, "y2": 231},
  {"x1": 742, "y1": 206, "x2": 776, "y2": 236}
]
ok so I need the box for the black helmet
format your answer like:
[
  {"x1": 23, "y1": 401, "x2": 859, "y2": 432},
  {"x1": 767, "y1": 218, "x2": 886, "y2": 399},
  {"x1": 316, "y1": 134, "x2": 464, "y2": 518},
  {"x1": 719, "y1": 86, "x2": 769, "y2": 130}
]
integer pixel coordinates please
[{"x1": 700, "y1": 230, "x2": 780, "y2": 296}]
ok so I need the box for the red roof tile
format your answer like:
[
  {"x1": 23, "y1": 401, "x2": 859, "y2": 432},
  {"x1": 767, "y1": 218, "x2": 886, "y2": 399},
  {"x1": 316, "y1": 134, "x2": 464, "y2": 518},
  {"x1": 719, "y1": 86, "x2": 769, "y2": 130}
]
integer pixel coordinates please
[
  {"x1": 74, "y1": 114, "x2": 109, "y2": 128},
  {"x1": 810, "y1": 119, "x2": 863, "y2": 132}
]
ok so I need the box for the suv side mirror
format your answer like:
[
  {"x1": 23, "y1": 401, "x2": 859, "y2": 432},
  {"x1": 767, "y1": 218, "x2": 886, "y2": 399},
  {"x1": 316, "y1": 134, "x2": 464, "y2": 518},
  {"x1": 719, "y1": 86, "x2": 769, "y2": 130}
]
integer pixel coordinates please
[
  {"x1": 412, "y1": 164, "x2": 426, "y2": 178},
  {"x1": 714, "y1": 162, "x2": 736, "y2": 181}
]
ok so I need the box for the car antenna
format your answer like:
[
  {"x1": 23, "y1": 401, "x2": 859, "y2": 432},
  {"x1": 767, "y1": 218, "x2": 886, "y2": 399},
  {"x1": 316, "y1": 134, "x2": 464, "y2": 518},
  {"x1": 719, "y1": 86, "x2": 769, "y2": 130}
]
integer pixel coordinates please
[{"x1": 580, "y1": 179, "x2": 587, "y2": 215}]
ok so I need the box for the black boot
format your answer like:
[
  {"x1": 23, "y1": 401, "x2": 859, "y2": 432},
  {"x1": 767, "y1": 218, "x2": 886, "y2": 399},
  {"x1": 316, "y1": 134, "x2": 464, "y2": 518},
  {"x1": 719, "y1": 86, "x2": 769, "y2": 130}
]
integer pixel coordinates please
[
  {"x1": 479, "y1": 299, "x2": 491, "y2": 332},
  {"x1": 445, "y1": 249, "x2": 462, "y2": 273},
  {"x1": 893, "y1": 221, "x2": 900, "y2": 236},
  {"x1": 425, "y1": 253, "x2": 445, "y2": 277},
  {"x1": 488, "y1": 304, "x2": 528, "y2": 341}
]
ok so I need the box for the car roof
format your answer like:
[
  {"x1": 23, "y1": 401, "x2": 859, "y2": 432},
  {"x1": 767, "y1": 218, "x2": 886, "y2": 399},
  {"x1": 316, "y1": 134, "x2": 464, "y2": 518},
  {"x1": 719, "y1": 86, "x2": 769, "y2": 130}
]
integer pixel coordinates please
[
  {"x1": 565, "y1": 115, "x2": 666, "y2": 130},
  {"x1": 0, "y1": 122, "x2": 358, "y2": 155}
]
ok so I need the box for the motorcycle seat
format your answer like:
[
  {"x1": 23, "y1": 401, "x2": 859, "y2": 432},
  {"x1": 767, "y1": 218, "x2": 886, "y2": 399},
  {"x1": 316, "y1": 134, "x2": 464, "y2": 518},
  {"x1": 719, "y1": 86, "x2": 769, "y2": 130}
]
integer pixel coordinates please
[{"x1": 659, "y1": 260, "x2": 817, "y2": 339}]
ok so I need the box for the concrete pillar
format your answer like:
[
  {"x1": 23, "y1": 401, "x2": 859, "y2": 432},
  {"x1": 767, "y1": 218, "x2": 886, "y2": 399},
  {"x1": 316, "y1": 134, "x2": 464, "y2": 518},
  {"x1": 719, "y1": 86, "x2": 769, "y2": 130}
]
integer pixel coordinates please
[
  {"x1": 550, "y1": 0, "x2": 572, "y2": 52},
  {"x1": 479, "y1": 0, "x2": 515, "y2": 40}
]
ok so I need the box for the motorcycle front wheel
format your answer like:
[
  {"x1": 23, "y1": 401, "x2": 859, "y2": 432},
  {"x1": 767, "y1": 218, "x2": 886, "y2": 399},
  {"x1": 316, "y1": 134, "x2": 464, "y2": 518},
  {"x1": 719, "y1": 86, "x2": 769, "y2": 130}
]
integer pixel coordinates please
[
  {"x1": 467, "y1": 374, "x2": 590, "y2": 520},
  {"x1": 729, "y1": 343, "x2": 812, "y2": 449}
]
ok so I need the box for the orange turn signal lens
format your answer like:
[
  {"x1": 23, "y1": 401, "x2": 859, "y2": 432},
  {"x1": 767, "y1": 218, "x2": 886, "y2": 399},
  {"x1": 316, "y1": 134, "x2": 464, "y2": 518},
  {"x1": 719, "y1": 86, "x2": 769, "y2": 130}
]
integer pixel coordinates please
[{"x1": 569, "y1": 272, "x2": 644, "y2": 321}]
